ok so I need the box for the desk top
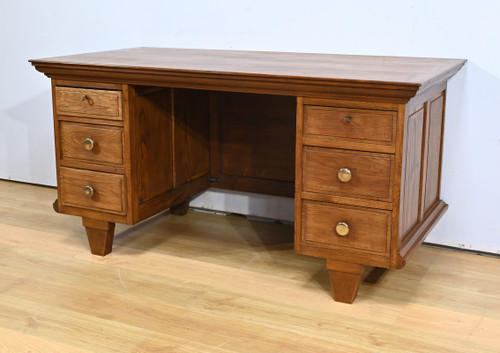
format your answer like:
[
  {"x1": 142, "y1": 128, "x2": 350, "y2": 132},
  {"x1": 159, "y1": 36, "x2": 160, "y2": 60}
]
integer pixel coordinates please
[{"x1": 30, "y1": 47, "x2": 466, "y2": 101}]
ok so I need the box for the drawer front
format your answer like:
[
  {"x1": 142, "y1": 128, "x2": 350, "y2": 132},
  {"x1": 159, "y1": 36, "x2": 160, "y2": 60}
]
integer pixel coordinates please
[
  {"x1": 60, "y1": 122, "x2": 123, "y2": 165},
  {"x1": 303, "y1": 105, "x2": 395, "y2": 145},
  {"x1": 60, "y1": 167, "x2": 126, "y2": 214},
  {"x1": 302, "y1": 146, "x2": 393, "y2": 201},
  {"x1": 55, "y1": 87, "x2": 122, "y2": 120},
  {"x1": 301, "y1": 200, "x2": 390, "y2": 254}
]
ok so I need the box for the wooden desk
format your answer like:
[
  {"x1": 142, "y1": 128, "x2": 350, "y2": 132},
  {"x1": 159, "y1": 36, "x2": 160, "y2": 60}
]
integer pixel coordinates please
[{"x1": 30, "y1": 48, "x2": 465, "y2": 303}]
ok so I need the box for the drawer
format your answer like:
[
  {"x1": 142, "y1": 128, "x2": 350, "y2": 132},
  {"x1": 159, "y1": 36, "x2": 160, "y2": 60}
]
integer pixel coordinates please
[
  {"x1": 301, "y1": 200, "x2": 390, "y2": 254},
  {"x1": 59, "y1": 167, "x2": 126, "y2": 214},
  {"x1": 302, "y1": 146, "x2": 393, "y2": 201},
  {"x1": 55, "y1": 87, "x2": 122, "y2": 120},
  {"x1": 60, "y1": 122, "x2": 123, "y2": 165},
  {"x1": 303, "y1": 105, "x2": 395, "y2": 145}
]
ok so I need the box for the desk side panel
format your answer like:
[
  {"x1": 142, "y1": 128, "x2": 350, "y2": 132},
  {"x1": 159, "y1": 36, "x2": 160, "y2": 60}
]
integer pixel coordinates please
[
  {"x1": 132, "y1": 87, "x2": 174, "y2": 204},
  {"x1": 127, "y1": 86, "x2": 211, "y2": 223},
  {"x1": 396, "y1": 85, "x2": 448, "y2": 266},
  {"x1": 173, "y1": 89, "x2": 210, "y2": 187}
]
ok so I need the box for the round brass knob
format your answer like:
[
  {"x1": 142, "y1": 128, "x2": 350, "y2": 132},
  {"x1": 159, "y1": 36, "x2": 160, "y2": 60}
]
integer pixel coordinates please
[
  {"x1": 335, "y1": 222, "x2": 349, "y2": 237},
  {"x1": 338, "y1": 168, "x2": 352, "y2": 183},
  {"x1": 83, "y1": 186, "x2": 94, "y2": 199},
  {"x1": 343, "y1": 116, "x2": 352, "y2": 123},
  {"x1": 83, "y1": 138, "x2": 94, "y2": 151}
]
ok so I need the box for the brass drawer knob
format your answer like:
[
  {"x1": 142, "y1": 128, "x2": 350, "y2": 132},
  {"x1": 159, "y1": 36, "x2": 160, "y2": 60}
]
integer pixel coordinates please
[
  {"x1": 83, "y1": 138, "x2": 94, "y2": 151},
  {"x1": 335, "y1": 222, "x2": 349, "y2": 237},
  {"x1": 338, "y1": 168, "x2": 352, "y2": 183},
  {"x1": 83, "y1": 186, "x2": 94, "y2": 199}
]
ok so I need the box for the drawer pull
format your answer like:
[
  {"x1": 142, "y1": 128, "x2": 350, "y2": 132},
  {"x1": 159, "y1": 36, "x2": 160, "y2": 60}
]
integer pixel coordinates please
[
  {"x1": 343, "y1": 116, "x2": 352, "y2": 123},
  {"x1": 335, "y1": 222, "x2": 350, "y2": 237},
  {"x1": 83, "y1": 186, "x2": 94, "y2": 199},
  {"x1": 337, "y1": 168, "x2": 352, "y2": 183},
  {"x1": 82, "y1": 95, "x2": 94, "y2": 106},
  {"x1": 83, "y1": 138, "x2": 94, "y2": 151}
]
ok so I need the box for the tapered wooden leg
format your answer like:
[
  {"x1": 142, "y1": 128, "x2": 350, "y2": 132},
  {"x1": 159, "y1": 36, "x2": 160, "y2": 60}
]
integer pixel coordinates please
[
  {"x1": 326, "y1": 259, "x2": 364, "y2": 304},
  {"x1": 170, "y1": 200, "x2": 190, "y2": 216},
  {"x1": 82, "y1": 218, "x2": 116, "y2": 256}
]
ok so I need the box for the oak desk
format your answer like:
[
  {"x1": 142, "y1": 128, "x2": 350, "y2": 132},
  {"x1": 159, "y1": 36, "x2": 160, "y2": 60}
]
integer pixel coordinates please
[{"x1": 30, "y1": 48, "x2": 465, "y2": 303}]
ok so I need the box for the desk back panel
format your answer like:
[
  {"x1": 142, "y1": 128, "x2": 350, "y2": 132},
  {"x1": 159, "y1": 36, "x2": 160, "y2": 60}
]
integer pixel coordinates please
[{"x1": 210, "y1": 92, "x2": 296, "y2": 197}]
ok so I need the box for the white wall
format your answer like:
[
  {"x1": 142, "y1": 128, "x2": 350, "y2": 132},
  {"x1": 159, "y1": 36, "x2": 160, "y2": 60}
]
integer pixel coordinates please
[{"x1": 1, "y1": 0, "x2": 499, "y2": 254}]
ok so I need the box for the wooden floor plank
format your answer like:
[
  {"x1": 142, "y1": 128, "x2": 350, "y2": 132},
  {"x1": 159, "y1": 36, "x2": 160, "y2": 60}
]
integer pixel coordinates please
[
  {"x1": 0, "y1": 326, "x2": 92, "y2": 353},
  {"x1": 0, "y1": 180, "x2": 499, "y2": 352}
]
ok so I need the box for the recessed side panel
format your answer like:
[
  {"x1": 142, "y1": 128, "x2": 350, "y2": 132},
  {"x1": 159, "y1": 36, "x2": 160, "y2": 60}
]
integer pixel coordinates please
[
  {"x1": 400, "y1": 108, "x2": 425, "y2": 239},
  {"x1": 423, "y1": 94, "x2": 445, "y2": 215}
]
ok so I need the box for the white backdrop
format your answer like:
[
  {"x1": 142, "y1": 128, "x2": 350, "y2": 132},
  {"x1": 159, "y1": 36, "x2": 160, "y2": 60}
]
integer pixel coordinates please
[{"x1": 1, "y1": 0, "x2": 499, "y2": 254}]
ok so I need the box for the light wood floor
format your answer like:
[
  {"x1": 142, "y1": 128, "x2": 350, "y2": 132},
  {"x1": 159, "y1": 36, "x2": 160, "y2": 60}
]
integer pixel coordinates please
[{"x1": 0, "y1": 180, "x2": 499, "y2": 353}]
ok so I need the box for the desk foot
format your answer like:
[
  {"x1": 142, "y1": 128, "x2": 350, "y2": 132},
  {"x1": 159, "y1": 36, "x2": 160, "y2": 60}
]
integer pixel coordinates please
[
  {"x1": 53, "y1": 199, "x2": 60, "y2": 213},
  {"x1": 364, "y1": 267, "x2": 388, "y2": 284},
  {"x1": 170, "y1": 200, "x2": 190, "y2": 216},
  {"x1": 82, "y1": 218, "x2": 115, "y2": 256},
  {"x1": 326, "y1": 259, "x2": 363, "y2": 304}
]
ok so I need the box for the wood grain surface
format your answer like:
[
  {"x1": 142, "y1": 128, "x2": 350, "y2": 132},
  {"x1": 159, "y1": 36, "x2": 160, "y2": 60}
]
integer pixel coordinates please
[
  {"x1": 59, "y1": 167, "x2": 126, "y2": 214},
  {"x1": 302, "y1": 146, "x2": 394, "y2": 202},
  {"x1": 31, "y1": 48, "x2": 466, "y2": 101},
  {"x1": 303, "y1": 105, "x2": 396, "y2": 145},
  {"x1": 55, "y1": 86, "x2": 122, "y2": 120},
  {"x1": 0, "y1": 180, "x2": 499, "y2": 352},
  {"x1": 33, "y1": 48, "x2": 465, "y2": 87},
  {"x1": 301, "y1": 200, "x2": 390, "y2": 254},
  {"x1": 59, "y1": 122, "x2": 124, "y2": 165}
]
